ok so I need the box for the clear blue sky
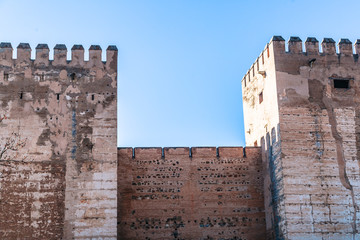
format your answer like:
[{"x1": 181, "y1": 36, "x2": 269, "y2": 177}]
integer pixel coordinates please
[{"x1": 0, "y1": 0, "x2": 359, "y2": 147}]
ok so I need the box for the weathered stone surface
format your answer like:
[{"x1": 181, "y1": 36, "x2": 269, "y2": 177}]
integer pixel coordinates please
[
  {"x1": 0, "y1": 44, "x2": 118, "y2": 239},
  {"x1": 243, "y1": 36, "x2": 360, "y2": 239},
  {"x1": 0, "y1": 161, "x2": 65, "y2": 239},
  {"x1": 118, "y1": 147, "x2": 266, "y2": 239}
]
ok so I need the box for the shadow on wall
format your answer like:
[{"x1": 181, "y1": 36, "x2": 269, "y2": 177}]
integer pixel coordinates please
[{"x1": 261, "y1": 124, "x2": 285, "y2": 240}]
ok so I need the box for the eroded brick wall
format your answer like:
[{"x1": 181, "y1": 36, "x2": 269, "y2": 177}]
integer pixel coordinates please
[
  {"x1": 118, "y1": 147, "x2": 265, "y2": 240},
  {"x1": 0, "y1": 43, "x2": 117, "y2": 239},
  {"x1": 0, "y1": 161, "x2": 65, "y2": 239},
  {"x1": 243, "y1": 36, "x2": 360, "y2": 239},
  {"x1": 273, "y1": 38, "x2": 360, "y2": 239}
]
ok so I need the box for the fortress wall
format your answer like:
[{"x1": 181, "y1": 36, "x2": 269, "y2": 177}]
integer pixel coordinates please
[
  {"x1": 0, "y1": 43, "x2": 118, "y2": 239},
  {"x1": 243, "y1": 36, "x2": 360, "y2": 239},
  {"x1": 272, "y1": 37, "x2": 360, "y2": 239},
  {"x1": 242, "y1": 39, "x2": 285, "y2": 238},
  {"x1": 117, "y1": 147, "x2": 266, "y2": 240},
  {"x1": 242, "y1": 39, "x2": 280, "y2": 148}
]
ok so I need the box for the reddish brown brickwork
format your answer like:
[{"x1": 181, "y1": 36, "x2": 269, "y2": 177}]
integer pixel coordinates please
[
  {"x1": 0, "y1": 161, "x2": 65, "y2": 239},
  {"x1": 118, "y1": 147, "x2": 266, "y2": 240}
]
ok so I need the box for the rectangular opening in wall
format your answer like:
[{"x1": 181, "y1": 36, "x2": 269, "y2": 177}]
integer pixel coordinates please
[
  {"x1": 334, "y1": 79, "x2": 349, "y2": 89},
  {"x1": 4, "y1": 73, "x2": 8, "y2": 81},
  {"x1": 259, "y1": 91, "x2": 263, "y2": 104}
]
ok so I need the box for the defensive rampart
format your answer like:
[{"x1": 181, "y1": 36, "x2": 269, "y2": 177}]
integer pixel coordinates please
[{"x1": 118, "y1": 147, "x2": 265, "y2": 239}]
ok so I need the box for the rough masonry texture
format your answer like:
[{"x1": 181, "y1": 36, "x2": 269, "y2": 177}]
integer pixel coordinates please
[
  {"x1": 243, "y1": 36, "x2": 360, "y2": 239},
  {"x1": 0, "y1": 43, "x2": 118, "y2": 239},
  {"x1": 118, "y1": 147, "x2": 265, "y2": 239}
]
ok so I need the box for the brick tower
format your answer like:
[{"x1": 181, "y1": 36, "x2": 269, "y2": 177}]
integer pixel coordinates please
[
  {"x1": 242, "y1": 36, "x2": 360, "y2": 239},
  {"x1": 0, "y1": 43, "x2": 118, "y2": 239}
]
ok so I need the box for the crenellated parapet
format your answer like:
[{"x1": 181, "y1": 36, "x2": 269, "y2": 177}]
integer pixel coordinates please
[
  {"x1": 118, "y1": 146, "x2": 260, "y2": 159},
  {"x1": 270, "y1": 36, "x2": 359, "y2": 55},
  {"x1": 242, "y1": 36, "x2": 360, "y2": 87},
  {"x1": 0, "y1": 42, "x2": 118, "y2": 70}
]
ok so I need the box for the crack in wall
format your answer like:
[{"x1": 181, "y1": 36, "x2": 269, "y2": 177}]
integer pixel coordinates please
[
  {"x1": 71, "y1": 109, "x2": 77, "y2": 160},
  {"x1": 309, "y1": 79, "x2": 357, "y2": 239},
  {"x1": 309, "y1": 194, "x2": 315, "y2": 233},
  {"x1": 322, "y1": 95, "x2": 357, "y2": 239}
]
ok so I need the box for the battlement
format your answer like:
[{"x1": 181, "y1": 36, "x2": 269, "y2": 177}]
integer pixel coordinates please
[
  {"x1": 269, "y1": 36, "x2": 360, "y2": 55},
  {"x1": 0, "y1": 42, "x2": 117, "y2": 69},
  {"x1": 242, "y1": 35, "x2": 360, "y2": 239},
  {"x1": 242, "y1": 36, "x2": 360, "y2": 87},
  {"x1": 118, "y1": 146, "x2": 260, "y2": 159}
]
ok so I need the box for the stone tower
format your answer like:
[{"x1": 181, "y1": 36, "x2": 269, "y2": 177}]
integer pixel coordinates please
[
  {"x1": 0, "y1": 43, "x2": 118, "y2": 239},
  {"x1": 242, "y1": 36, "x2": 360, "y2": 239}
]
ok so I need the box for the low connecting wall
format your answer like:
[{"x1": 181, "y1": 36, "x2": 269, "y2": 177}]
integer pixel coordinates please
[{"x1": 118, "y1": 147, "x2": 265, "y2": 240}]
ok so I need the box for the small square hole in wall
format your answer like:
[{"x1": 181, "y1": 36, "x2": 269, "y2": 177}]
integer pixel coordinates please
[
  {"x1": 70, "y1": 73, "x2": 76, "y2": 81},
  {"x1": 334, "y1": 79, "x2": 349, "y2": 89},
  {"x1": 259, "y1": 91, "x2": 263, "y2": 104}
]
